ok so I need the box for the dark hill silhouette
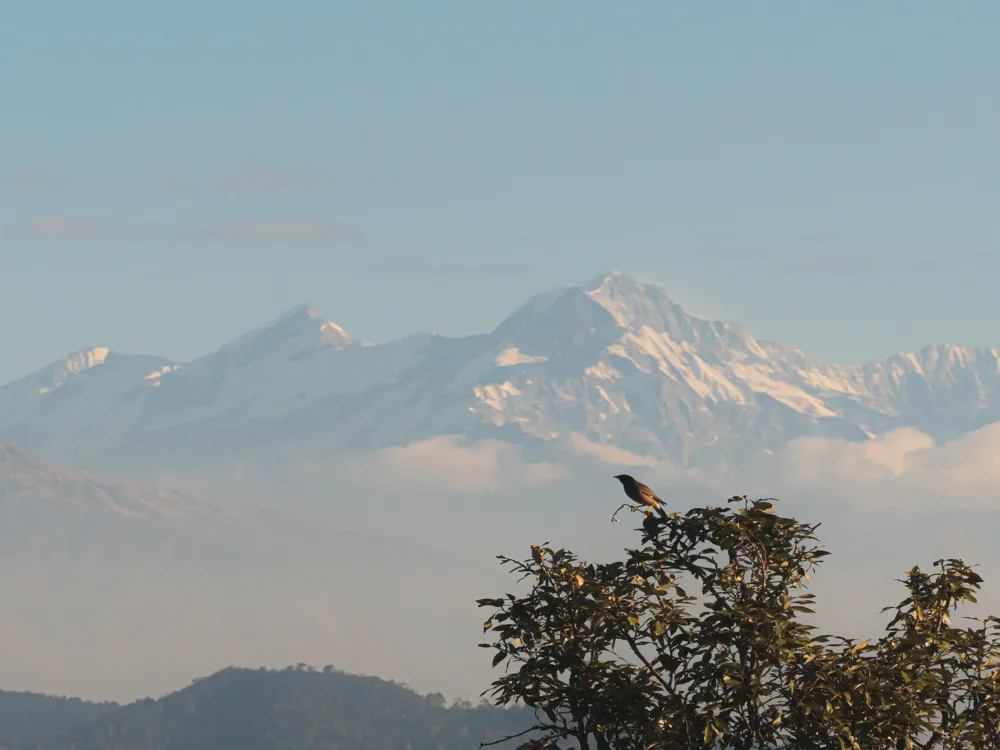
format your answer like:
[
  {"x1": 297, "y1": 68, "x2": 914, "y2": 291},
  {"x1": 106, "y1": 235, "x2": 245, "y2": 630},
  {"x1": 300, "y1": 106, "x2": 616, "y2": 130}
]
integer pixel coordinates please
[
  {"x1": 0, "y1": 690, "x2": 117, "y2": 748},
  {"x1": 8, "y1": 666, "x2": 529, "y2": 750}
]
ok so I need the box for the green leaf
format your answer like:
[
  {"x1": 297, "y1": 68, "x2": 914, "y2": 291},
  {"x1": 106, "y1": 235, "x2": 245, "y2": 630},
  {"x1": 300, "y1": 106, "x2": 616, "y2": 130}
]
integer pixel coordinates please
[{"x1": 477, "y1": 494, "x2": 1000, "y2": 748}]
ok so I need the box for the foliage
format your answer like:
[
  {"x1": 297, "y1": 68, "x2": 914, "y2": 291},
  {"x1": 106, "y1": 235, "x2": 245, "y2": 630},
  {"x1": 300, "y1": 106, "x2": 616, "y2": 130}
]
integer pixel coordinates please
[
  {"x1": 479, "y1": 496, "x2": 1000, "y2": 749},
  {"x1": 11, "y1": 666, "x2": 530, "y2": 750}
]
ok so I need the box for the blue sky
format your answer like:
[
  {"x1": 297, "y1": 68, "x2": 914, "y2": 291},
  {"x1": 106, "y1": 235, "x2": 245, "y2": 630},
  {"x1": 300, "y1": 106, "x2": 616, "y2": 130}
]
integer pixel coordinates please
[{"x1": 2, "y1": 2, "x2": 999, "y2": 383}]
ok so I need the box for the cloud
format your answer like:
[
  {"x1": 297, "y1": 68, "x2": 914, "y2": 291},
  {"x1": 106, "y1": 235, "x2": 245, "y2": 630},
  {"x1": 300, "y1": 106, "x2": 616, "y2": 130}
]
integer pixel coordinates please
[
  {"x1": 565, "y1": 432, "x2": 658, "y2": 467},
  {"x1": 0, "y1": 171, "x2": 59, "y2": 189},
  {"x1": 13, "y1": 219, "x2": 348, "y2": 244},
  {"x1": 187, "y1": 220, "x2": 347, "y2": 243},
  {"x1": 692, "y1": 423, "x2": 1000, "y2": 513},
  {"x1": 770, "y1": 249, "x2": 870, "y2": 275},
  {"x1": 164, "y1": 179, "x2": 204, "y2": 199},
  {"x1": 370, "y1": 257, "x2": 529, "y2": 277},
  {"x1": 337, "y1": 435, "x2": 564, "y2": 494},
  {"x1": 18, "y1": 217, "x2": 108, "y2": 239},
  {"x1": 165, "y1": 166, "x2": 321, "y2": 198},
  {"x1": 900, "y1": 258, "x2": 955, "y2": 274},
  {"x1": 693, "y1": 233, "x2": 843, "y2": 261},
  {"x1": 898, "y1": 253, "x2": 997, "y2": 275},
  {"x1": 762, "y1": 248, "x2": 996, "y2": 276},
  {"x1": 218, "y1": 167, "x2": 319, "y2": 192}
]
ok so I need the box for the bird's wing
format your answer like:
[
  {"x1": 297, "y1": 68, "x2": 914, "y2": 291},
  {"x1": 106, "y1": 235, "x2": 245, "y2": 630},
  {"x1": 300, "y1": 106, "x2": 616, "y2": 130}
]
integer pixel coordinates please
[
  {"x1": 636, "y1": 482, "x2": 663, "y2": 504},
  {"x1": 638, "y1": 486, "x2": 660, "y2": 506}
]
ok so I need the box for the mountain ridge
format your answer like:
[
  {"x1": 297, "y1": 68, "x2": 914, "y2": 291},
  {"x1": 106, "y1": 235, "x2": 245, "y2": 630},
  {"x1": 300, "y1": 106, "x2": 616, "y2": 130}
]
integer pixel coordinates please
[
  {"x1": 3, "y1": 666, "x2": 529, "y2": 750},
  {"x1": 1, "y1": 271, "x2": 998, "y2": 470},
  {"x1": 0, "y1": 442, "x2": 226, "y2": 521}
]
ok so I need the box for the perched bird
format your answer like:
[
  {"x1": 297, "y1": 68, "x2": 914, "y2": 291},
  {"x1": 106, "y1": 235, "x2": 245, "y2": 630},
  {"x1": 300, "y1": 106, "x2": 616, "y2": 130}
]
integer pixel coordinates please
[{"x1": 614, "y1": 474, "x2": 664, "y2": 513}]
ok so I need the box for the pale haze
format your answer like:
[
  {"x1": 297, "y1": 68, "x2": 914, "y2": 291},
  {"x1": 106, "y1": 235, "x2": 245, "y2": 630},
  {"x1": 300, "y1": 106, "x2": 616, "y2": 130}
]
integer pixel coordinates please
[{"x1": 2, "y1": 0, "x2": 1000, "y2": 714}]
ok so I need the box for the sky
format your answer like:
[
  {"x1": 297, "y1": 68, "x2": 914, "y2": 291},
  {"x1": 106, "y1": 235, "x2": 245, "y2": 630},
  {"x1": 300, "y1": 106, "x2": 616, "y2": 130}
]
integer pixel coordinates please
[{"x1": 3, "y1": 2, "x2": 1000, "y2": 385}]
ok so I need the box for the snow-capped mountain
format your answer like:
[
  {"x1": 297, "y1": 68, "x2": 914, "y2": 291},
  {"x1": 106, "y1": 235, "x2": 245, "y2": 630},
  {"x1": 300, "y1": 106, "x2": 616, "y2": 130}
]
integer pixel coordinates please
[{"x1": 2, "y1": 270, "x2": 999, "y2": 471}]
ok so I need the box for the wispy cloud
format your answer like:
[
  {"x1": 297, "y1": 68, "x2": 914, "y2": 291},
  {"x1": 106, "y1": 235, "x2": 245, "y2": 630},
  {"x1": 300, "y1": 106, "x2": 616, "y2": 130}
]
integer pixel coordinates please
[
  {"x1": 773, "y1": 250, "x2": 998, "y2": 276},
  {"x1": 18, "y1": 218, "x2": 108, "y2": 239},
  {"x1": 164, "y1": 179, "x2": 204, "y2": 199},
  {"x1": 901, "y1": 258, "x2": 953, "y2": 274},
  {"x1": 369, "y1": 257, "x2": 529, "y2": 277},
  {"x1": 0, "y1": 171, "x2": 59, "y2": 190},
  {"x1": 188, "y1": 221, "x2": 347, "y2": 243},
  {"x1": 695, "y1": 232, "x2": 843, "y2": 260},
  {"x1": 218, "y1": 167, "x2": 319, "y2": 192},
  {"x1": 898, "y1": 252, "x2": 996, "y2": 275},
  {"x1": 13, "y1": 218, "x2": 348, "y2": 244},
  {"x1": 769, "y1": 249, "x2": 870, "y2": 275},
  {"x1": 165, "y1": 166, "x2": 321, "y2": 197}
]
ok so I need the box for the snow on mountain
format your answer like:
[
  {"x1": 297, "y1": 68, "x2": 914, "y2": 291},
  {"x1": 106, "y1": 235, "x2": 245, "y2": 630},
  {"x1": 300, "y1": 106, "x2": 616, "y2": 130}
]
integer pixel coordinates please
[
  {"x1": 38, "y1": 346, "x2": 111, "y2": 392},
  {"x1": 1, "y1": 271, "x2": 999, "y2": 471},
  {"x1": 0, "y1": 349, "x2": 178, "y2": 458},
  {"x1": 215, "y1": 303, "x2": 353, "y2": 360},
  {"x1": 132, "y1": 304, "x2": 358, "y2": 429},
  {"x1": 463, "y1": 272, "x2": 1000, "y2": 464}
]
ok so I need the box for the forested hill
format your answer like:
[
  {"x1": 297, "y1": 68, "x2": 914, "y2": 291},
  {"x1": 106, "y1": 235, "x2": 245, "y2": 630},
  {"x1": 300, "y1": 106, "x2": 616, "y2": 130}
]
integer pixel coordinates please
[
  {"x1": 6, "y1": 666, "x2": 530, "y2": 750},
  {"x1": 0, "y1": 691, "x2": 118, "y2": 748}
]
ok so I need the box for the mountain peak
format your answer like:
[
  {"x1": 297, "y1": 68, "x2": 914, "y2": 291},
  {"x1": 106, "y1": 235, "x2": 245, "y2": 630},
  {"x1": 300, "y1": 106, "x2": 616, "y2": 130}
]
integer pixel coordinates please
[
  {"x1": 575, "y1": 270, "x2": 694, "y2": 333},
  {"x1": 492, "y1": 271, "x2": 696, "y2": 349},
  {"x1": 251, "y1": 304, "x2": 353, "y2": 351},
  {"x1": 583, "y1": 269, "x2": 641, "y2": 290},
  {"x1": 271, "y1": 303, "x2": 323, "y2": 323},
  {"x1": 182, "y1": 303, "x2": 356, "y2": 378}
]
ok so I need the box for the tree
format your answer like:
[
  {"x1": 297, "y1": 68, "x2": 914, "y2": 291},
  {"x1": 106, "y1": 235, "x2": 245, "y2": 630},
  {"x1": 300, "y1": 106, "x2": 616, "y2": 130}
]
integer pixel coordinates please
[
  {"x1": 426, "y1": 692, "x2": 447, "y2": 708},
  {"x1": 477, "y1": 495, "x2": 1000, "y2": 749}
]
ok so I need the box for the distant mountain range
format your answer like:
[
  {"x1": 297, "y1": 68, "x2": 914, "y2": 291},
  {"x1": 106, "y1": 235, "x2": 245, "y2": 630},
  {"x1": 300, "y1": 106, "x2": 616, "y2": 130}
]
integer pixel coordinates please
[
  {"x1": 2, "y1": 270, "x2": 998, "y2": 472},
  {"x1": 0, "y1": 442, "x2": 222, "y2": 522}
]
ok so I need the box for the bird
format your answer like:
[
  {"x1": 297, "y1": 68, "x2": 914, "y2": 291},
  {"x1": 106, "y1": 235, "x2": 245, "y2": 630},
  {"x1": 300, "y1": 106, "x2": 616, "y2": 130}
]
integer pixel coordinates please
[{"x1": 614, "y1": 474, "x2": 664, "y2": 514}]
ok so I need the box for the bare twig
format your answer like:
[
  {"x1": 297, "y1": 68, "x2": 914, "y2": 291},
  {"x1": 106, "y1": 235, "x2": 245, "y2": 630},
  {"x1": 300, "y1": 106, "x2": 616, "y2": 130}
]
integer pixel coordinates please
[
  {"x1": 611, "y1": 502, "x2": 640, "y2": 523},
  {"x1": 480, "y1": 724, "x2": 546, "y2": 747}
]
